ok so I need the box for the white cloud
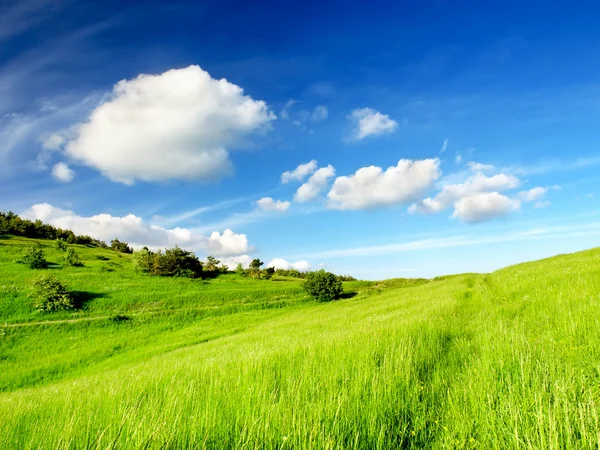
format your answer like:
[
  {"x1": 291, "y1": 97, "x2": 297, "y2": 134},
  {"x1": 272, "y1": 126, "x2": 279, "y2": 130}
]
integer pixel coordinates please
[
  {"x1": 534, "y1": 200, "x2": 551, "y2": 209},
  {"x1": 467, "y1": 161, "x2": 494, "y2": 173},
  {"x1": 310, "y1": 105, "x2": 328, "y2": 122},
  {"x1": 294, "y1": 165, "x2": 336, "y2": 203},
  {"x1": 348, "y1": 108, "x2": 398, "y2": 140},
  {"x1": 51, "y1": 162, "x2": 75, "y2": 182},
  {"x1": 256, "y1": 197, "x2": 290, "y2": 212},
  {"x1": 440, "y1": 139, "x2": 449, "y2": 153},
  {"x1": 452, "y1": 192, "x2": 520, "y2": 223},
  {"x1": 206, "y1": 230, "x2": 251, "y2": 256},
  {"x1": 327, "y1": 159, "x2": 440, "y2": 210},
  {"x1": 42, "y1": 132, "x2": 65, "y2": 150},
  {"x1": 281, "y1": 160, "x2": 317, "y2": 183},
  {"x1": 267, "y1": 258, "x2": 312, "y2": 272},
  {"x1": 220, "y1": 254, "x2": 253, "y2": 270},
  {"x1": 455, "y1": 152, "x2": 463, "y2": 164},
  {"x1": 410, "y1": 172, "x2": 520, "y2": 215},
  {"x1": 21, "y1": 203, "x2": 252, "y2": 256},
  {"x1": 56, "y1": 65, "x2": 275, "y2": 184},
  {"x1": 519, "y1": 186, "x2": 548, "y2": 202},
  {"x1": 280, "y1": 99, "x2": 296, "y2": 120}
]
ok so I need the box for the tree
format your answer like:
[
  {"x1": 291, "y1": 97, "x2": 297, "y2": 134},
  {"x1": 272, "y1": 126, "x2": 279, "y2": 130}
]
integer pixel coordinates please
[
  {"x1": 302, "y1": 270, "x2": 343, "y2": 302},
  {"x1": 29, "y1": 275, "x2": 74, "y2": 312},
  {"x1": 249, "y1": 258, "x2": 264, "y2": 279},
  {"x1": 263, "y1": 267, "x2": 275, "y2": 280},
  {"x1": 235, "y1": 263, "x2": 246, "y2": 276},
  {"x1": 110, "y1": 239, "x2": 133, "y2": 254},
  {"x1": 205, "y1": 255, "x2": 220, "y2": 272}
]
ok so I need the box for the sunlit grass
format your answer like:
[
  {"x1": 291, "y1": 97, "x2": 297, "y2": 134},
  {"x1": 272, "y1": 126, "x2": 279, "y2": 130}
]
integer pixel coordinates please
[{"x1": 1, "y1": 236, "x2": 599, "y2": 448}]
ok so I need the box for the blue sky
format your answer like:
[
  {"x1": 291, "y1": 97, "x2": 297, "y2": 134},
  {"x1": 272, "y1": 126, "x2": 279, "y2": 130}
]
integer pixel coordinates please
[{"x1": 2, "y1": 0, "x2": 600, "y2": 279}]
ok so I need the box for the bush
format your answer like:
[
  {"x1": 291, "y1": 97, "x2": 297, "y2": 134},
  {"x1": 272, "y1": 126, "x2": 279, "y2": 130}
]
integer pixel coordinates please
[
  {"x1": 302, "y1": 270, "x2": 343, "y2": 302},
  {"x1": 62, "y1": 247, "x2": 82, "y2": 267},
  {"x1": 16, "y1": 246, "x2": 48, "y2": 269},
  {"x1": 29, "y1": 275, "x2": 74, "y2": 312},
  {"x1": 55, "y1": 238, "x2": 68, "y2": 251},
  {"x1": 133, "y1": 246, "x2": 203, "y2": 278},
  {"x1": 110, "y1": 238, "x2": 133, "y2": 254}
]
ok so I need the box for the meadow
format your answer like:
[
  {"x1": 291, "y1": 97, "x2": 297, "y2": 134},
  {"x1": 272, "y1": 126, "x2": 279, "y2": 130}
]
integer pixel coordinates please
[{"x1": 1, "y1": 236, "x2": 599, "y2": 449}]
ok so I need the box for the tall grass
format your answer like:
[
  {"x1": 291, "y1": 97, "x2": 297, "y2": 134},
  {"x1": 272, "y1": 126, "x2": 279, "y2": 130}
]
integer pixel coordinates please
[{"x1": 1, "y1": 236, "x2": 599, "y2": 448}]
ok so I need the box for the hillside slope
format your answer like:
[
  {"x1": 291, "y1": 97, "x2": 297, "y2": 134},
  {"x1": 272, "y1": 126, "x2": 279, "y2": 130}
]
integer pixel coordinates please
[{"x1": 1, "y1": 236, "x2": 599, "y2": 449}]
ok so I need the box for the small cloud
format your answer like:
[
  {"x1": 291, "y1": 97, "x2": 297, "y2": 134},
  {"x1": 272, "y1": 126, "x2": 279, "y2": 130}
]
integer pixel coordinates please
[
  {"x1": 281, "y1": 160, "x2": 318, "y2": 184},
  {"x1": 534, "y1": 200, "x2": 551, "y2": 209},
  {"x1": 42, "y1": 133, "x2": 65, "y2": 150},
  {"x1": 452, "y1": 192, "x2": 520, "y2": 223},
  {"x1": 455, "y1": 152, "x2": 463, "y2": 164},
  {"x1": 440, "y1": 139, "x2": 449, "y2": 153},
  {"x1": 267, "y1": 258, "x2": 312, "y2": 272},
  {"x1": 310, "y1": 105, "x2": 328, "y2": 122},
  {"x1": 348, "y1": 108, "x2": 398, "y2": 140},
  {"x1": 294, "y1": 165, "x2": 336, "y2": 203},
  {"x1": 467, "y1": 161, "x2": 494, "y2": 173},
  {"x1": 280, "y1": 99, "x2": 297, "y2": 120},
  {"x1": 51, "y1": 162, "x2": 75, "y2": 183},
  {"x1": 255, "y1": 197, "x2": 290, "y2": 213}
]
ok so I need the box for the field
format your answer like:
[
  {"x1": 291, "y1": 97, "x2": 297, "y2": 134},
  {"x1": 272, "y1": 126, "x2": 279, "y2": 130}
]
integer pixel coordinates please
[{"x1": 1, "y1": 236, "x2": 599, "y2": 449}]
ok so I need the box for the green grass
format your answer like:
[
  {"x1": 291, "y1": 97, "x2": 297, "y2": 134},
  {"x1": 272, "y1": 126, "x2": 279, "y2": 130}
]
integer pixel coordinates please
[{"x1": 1, "y1": 235, "x2": 599, "y2": 449}]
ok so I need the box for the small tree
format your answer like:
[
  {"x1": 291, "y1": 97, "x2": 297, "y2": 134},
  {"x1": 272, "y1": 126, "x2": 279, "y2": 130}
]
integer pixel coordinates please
[
  {"x1": 16, "y1": 246, "x2": 48, "y2": 269},
  {"x1": 132, "y1": 247, "x2": 154, "y2": 273},
  {"x1": 29, "y1": 275, "x2": 74, "y2": 312},
  {"x1": 249, "y1": 258, "x2": 264, "y2": 279},
  {"x1": 263, "y1": 267, "x2": 275, "y2": 280},
  {"x1": 110, "y1": 238, "x2": 133, "y2": 254},
  {"x1": 62, "y1": 247, "x2": 82, "y2": 267},
  {"x1": 235, "y1": 263, "x2": 246, "y2": 276},
  {"x1": 55, "y1": 238, "x2": 68, "y2": 251},
  {"x1": 205, "y1": 255, "x2": 220, "y2": 272},
  {"x1": 302, "y1": 270, "x2": 343, "y2": 302}
]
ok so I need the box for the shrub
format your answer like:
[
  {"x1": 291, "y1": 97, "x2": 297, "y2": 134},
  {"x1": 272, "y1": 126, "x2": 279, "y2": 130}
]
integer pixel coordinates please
[
  {"x1": 133, "y1": 246, "x2": 203, "y2": 278},
  {"x1": 132, "y1": 248, "x2": 154, "y2": 273},
  {"x1": 55, "y1": 238, "x2": 68, "y2": 251},
  {"x1": 29, "y1": 275, "x2": 74, "y2": 312},
  {"x1": 263, "y1": 267, "x2": 275, "y2": 280},
  {"x1": 16, "y1": 246, "x2": 48, "y2": 269},
  {"x1": 110, "y1": 238, "x2": 133, "y2": 254},
  {"x1": 62, "y1": 247, "x2": 82, "y2": 267},
  {"x1": 302, "y1": 270, "x2": 343, "y2": 302}
]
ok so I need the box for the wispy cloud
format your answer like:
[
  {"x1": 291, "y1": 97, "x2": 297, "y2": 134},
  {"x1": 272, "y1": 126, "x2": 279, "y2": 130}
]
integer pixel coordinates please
[{"x1": 302, "y1": 221, "x2": 600, "y2": 259}]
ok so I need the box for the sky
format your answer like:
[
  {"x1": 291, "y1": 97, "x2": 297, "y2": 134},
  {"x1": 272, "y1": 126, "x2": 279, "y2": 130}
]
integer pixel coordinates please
[{"x1": 2, "y1": 0, "x2": 600, "y2": 279}]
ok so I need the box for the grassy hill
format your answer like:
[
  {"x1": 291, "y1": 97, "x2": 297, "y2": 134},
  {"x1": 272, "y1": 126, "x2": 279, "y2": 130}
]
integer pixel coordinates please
[{"x1": 1, "y1": 235, "x2": 599, "y2": 449}]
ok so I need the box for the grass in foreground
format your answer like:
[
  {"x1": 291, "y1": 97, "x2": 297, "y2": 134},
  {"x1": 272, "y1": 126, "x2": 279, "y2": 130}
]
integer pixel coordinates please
[{"x1": 1, "y1": 236, "x2": 599, "y2": 449}]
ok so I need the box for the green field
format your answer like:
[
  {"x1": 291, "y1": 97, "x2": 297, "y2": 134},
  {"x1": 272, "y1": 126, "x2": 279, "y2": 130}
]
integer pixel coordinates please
[{"x1": 1, "y1": 236, "x2": 599, "y2": 449}]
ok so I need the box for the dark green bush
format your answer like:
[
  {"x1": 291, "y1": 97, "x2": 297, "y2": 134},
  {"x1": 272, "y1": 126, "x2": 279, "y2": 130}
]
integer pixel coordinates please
[
  {"x1": 302, "y1": 270, "x2": 344, "y2": 302},
  {"x1": 133, "y1": 246, "x2": 203, "y2": 278},
  {"x1": 29, "y1": 275, "x2": 74, "y2": 312},
  {"x1": 16, "y1": 246, "x2": 48, "y2": 269}
]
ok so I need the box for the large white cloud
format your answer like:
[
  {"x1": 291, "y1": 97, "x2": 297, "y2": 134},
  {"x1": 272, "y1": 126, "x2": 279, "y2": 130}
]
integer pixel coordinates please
[
  {"x1": 52, "y1": 65, "x2": 275, "y2": 184},
  {"x1": 409, "y1": 172, "x2": 520, "y2": 214},
  {"x1": 327, "y1": 159, "x2": 440, "y2": 210},
  {"x1": 256, "y1": 197, "x2": 290, "y2": 212},
  {"x1": 348, "y1": 108, "x2": 398, "y2": 140},
  {"x1": 452, "y1": 192, "x2": 520, "y2": 223},
  {"x1": 294, "y1": 165, "x2": 336, "y2": 203},
  {"x1": 266, "y1": 258, "x2": 312, "y2": 272},
  {"x1": 281, "y1": 160, "x2": 317, "y2": 183},
  {"x1": 22, "y1": 203, "x2": 251, "y2": 256}
]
